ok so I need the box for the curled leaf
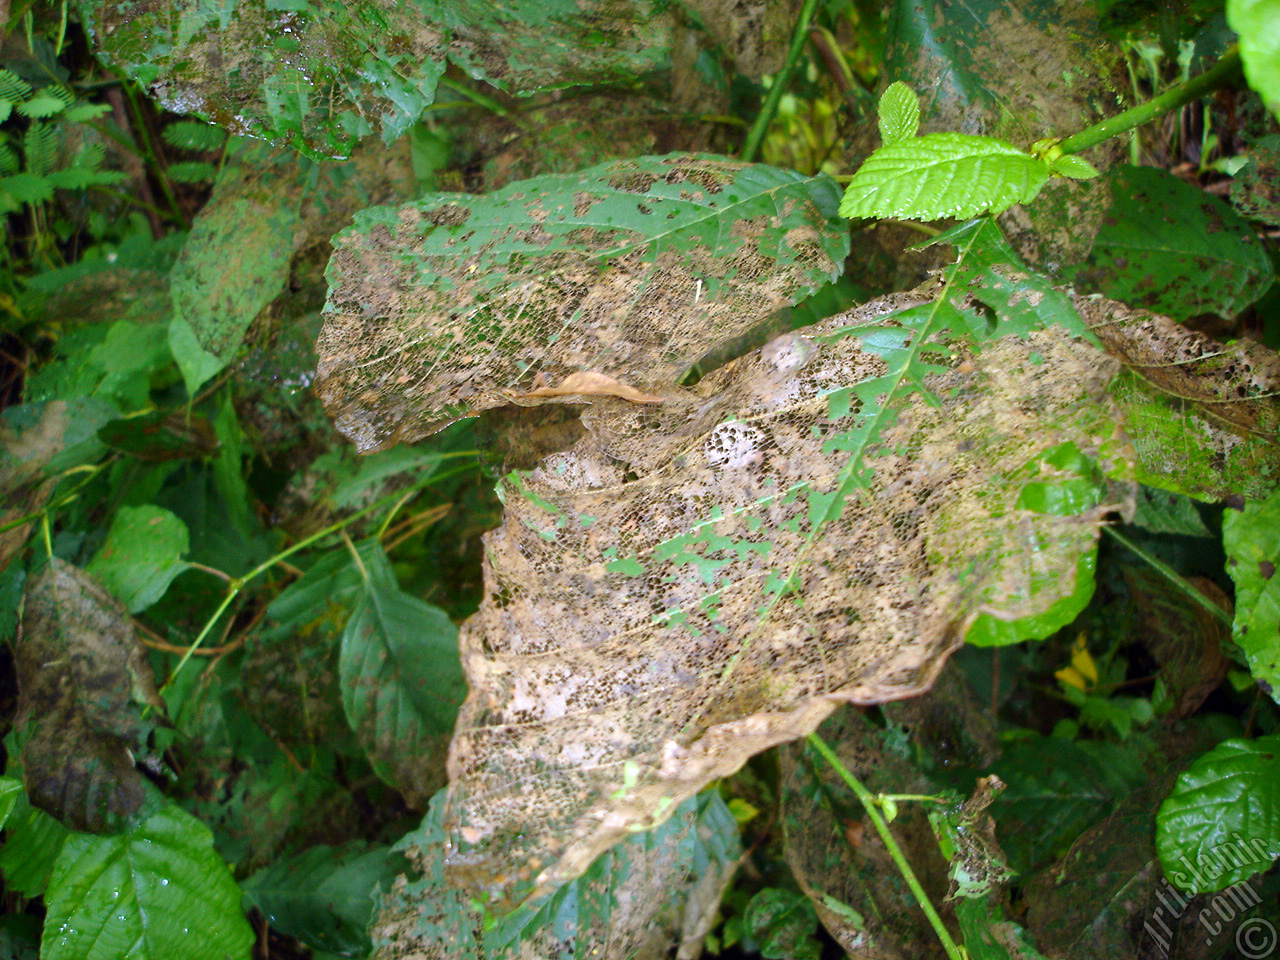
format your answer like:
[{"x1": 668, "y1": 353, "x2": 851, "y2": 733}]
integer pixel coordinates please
[{"x1": 514, "y1": 371, "x2": 664, "y2": 405}]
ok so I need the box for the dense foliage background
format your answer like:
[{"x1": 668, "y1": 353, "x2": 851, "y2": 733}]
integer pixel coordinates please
[{"x1": 1, "y1": 0, "x2": 1279, "y2": 958}]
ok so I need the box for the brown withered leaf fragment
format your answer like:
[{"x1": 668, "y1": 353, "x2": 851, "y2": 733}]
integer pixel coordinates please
[
  {"x1": 16, "y1": 559, "x2": 167, "y2": 833},
  {"x1": 1124, "y1": 569, "x2": 1231, "y2": 719},
  {"x1": 514, "y1": 371, "x2": 664, "y2": 405},
  {"x1": 1, "y1": 402, "x2": 79, "y2": 575},
  {"x1": 443, "y1": 289, "x2": 1132, "y2": 904},
  {"x1": 1077, "y1": 295, "x2": 1280, "y2": 499}
]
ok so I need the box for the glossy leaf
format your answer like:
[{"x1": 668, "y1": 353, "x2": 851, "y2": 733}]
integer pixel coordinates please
[
  {"x1": 839, "y1": 133, "x2": 1048, "y2": 221},
  {"x1": 1228, "y1": 0, "x2": 1280, "y2": 119},
  {"x1": 0, "y1": 776, "x2": 21, "y2": 829},
  {"x1": 42, "y1": 803, "x2": 253, "y2": 960},
  {"x1": 1223, "y1": 490, "x2": 1280, "y2": 703},
  {"x1": 1155, "y1": 735, "x2": 1280, "y2": 893},
  {"x1": 242, "y1": 843, "x2": 406, "y2": 956},
  {"x1": 1068, "y1": 165, "x2": 1273, "y2": 321},
  {"x1": 85, "y1": 505, "x2": 190, "y2": 613},
  {"x1": 168, "y1": 158, "x2": 301, "y2": 395},
  {"x1": 877, "y1": 81, "x2": 920, "y2": 144},
  {"x1": 340, "y1": 543, "x2": 464, "y2": 806}
]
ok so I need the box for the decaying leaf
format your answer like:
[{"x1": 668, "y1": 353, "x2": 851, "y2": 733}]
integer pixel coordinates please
[
  {"x1": 514, "y1": 371, "x2": 665, "y2": 404},
  {"x1": 16, "y1": 559, "x2": 167, "y2": 833},
  {"x1": 316, "y1": 155, "x2": 848, "y2": 451},
  {"x1": 80, "y1": 0, "x2": 671, "y2": 158},
  {"x1": 442, "y1": 282, "x2": 1132, "y2": 903},
  {"x1": 372, "y1": 790, "x2": 740, "y2": 960},
  {"x1": 1076, "y1": 295, "x2": 1280, "y2": 499}
]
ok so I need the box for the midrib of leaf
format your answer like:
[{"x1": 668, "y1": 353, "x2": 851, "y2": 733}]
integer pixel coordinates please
[{"x1": 699, "y1": 235, "x2": 979, "y2": 697}]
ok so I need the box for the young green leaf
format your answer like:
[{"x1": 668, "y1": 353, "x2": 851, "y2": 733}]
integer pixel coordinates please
[
  {"x1": 42, "y1": 803, "x2": 254, "y2": 960},
  {"x1": 743, "y1": 888, "x2": 823, "y2": 960},
  {"x1": 17, "y1": 86, "x2": 72, "y2": 118},
  {"x1": 85, "y1": 505, "x2": 190, "y2": 613},
  {"x1": 1049, "y1": 154, "x2": 1100, "y2": 179},
  {"x1": 1155, "y1": 735, "x2": 1280, "y2": 893},
  {"x1": 161, "y1": 119, "x2": 226, "y2": 153},
  {"x1": 1227, "y1": 0, "x2": 1280, "y2": 119},
  {"x1": 839, "y1": 133, "x2": 1049, "y2": 221},
  {"x1": 1223, "y1": 489, "x2": 1280, "y2": 703},
  {"x1": 877, "y1": 81, "x2": 920, "y2": 145}
]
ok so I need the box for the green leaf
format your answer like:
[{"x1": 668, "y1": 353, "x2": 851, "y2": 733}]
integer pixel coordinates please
[
  {"x1": 165, "y1": 161, "x2": 217, "y2": 184},
  {"x1": 340, "y1": 543, "x2": 465, "y2": 804},
  {"x1": 1155, "y1": 735, "x2": 1280, "y2": 893},
  {"x1": 161, "y1": 120, "x2": 226, "y2": 152},
  {"x1": 0, "y1": 68, "x2": 32, "y2": 103},
  {"x1": 318, "y1": 155, "x2": 848, "y2": 450},
  {"x1": 0, "y1": 172, "x2": 53, "y2": 205},
  {"x1": 743, "y1": 888, "x2": 822, "y2": 960},
  {"x1": 85, "y1": 505, "x2": 190, "y2": 613},
  {"x1": 877, "y1": 81, "x2": 920, "y2": 144},
  {"x1": 0, "y1": 797, "x2": 71, "y2": 897},
  {"x1": 1223, "y1": 489, "x2": 1280, "y2": 702},
  {"x1": 1067, "y1": 165, "x2": 1273, "y2": 321},
  {"x1": 956, "y1": 896, "x2": 1050, "y2": 960},
  {"x1": 966, "y1": 551, "x2": 1097, "y2": 646},
  {"x1": 1049, "y1": 154, "x2": 1100, "y2": 179},
  {"x1": 1130, "y1": 485, "x2": 1212, "y2": 536},
  {"x1": 242, "y1": 843, "x2": 407, "y2": 956},
  {"x1": 45, "y1": 166, "x2": 128, "y2": 190},
  {"x1": 0, "y1": 777, "x2": 22, "y2": 830},
  {"x1": 16, "y1": 87, "x2": 71, "y2": 118},
  {"x1": 62, "y1": 102, "x2": 112, "y2": 123},
  {"x1": 1228, "y1": 0, "x2": 1280, "y2": 119},
  {"x1": 839, "y1": 133, "x2": 1049, "y2": 221},
  {"x1": 168, "y1": 160, "x2": 300, "y2": 395},
  {"x1": 42, "y1": 802, "x2": 254, "y2": 960}
]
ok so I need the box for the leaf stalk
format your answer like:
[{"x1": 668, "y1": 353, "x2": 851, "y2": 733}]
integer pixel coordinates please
[
  {"x1": 807, "y1": 731, "x2": 964, "y2": 960},
  {"x1": 739, "y1": 0, "x2": 821, "y2": 163},
  {"x1": 1058, "y1": 47, "x2": 1242, "y2": 156}
]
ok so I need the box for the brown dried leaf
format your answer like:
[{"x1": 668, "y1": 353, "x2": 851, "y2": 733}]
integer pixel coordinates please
[
  {"x1": 1077, "y1": 296, "x2": 1280, "y2": 499},
  {"x1": 16, "y1": 559, "x2": 167, "y2": 832},
  {"x1": 316, "y1": 155, "x2": 848, "y2": 451},
  {"x1": 442, "y1": 289, "x2": 1132, "y2": 903},
  {"x1": 515, "y1": 371, "x2": 664, "y2": 405}
]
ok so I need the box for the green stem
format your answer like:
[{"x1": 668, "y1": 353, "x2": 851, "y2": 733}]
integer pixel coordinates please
[
  {"x1": 1058, "y1": 47, "x2": 1242, "y2": 156},
  {"x1": 739, "y1": 0, "x2": 821, "y2": 163},
  {"x1": 807, "y1": 732, "x2": 964, "y2": 960},
  {"x1": 159, "y1": 454, "x2": 479, "y2": 692},
  {"x1": 1103, "y1": 525, "x2": 1233, "y2": 627}
]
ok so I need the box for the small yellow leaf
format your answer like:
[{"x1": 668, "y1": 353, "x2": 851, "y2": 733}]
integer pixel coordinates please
[{"x1": 1055, "y1": 634, "x2": 1098, "y2": 690}]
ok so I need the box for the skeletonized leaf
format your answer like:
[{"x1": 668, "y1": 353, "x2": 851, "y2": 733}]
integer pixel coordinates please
[
  {"x1": 371, "y1": 789, "x2": 740, "y2": 960},
  {"x1": 42, "y1": 803, "x2": 253, "y2": 960},
  {"x1": 1075, "y1": 295, "x2": 1280, "y2": 500},
  {"x1": 443, "y1": 267, "x2": 1131, "y2": 901},
  {"x1": 317, "y1": 155, "x2": 848, "y2": 451},
  {"x1": 877, "y1": 81, "x2": 920, "y2": 145},
  {"x1": 839, "y1": 133, "x2": 1049, "y2": 221}
]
